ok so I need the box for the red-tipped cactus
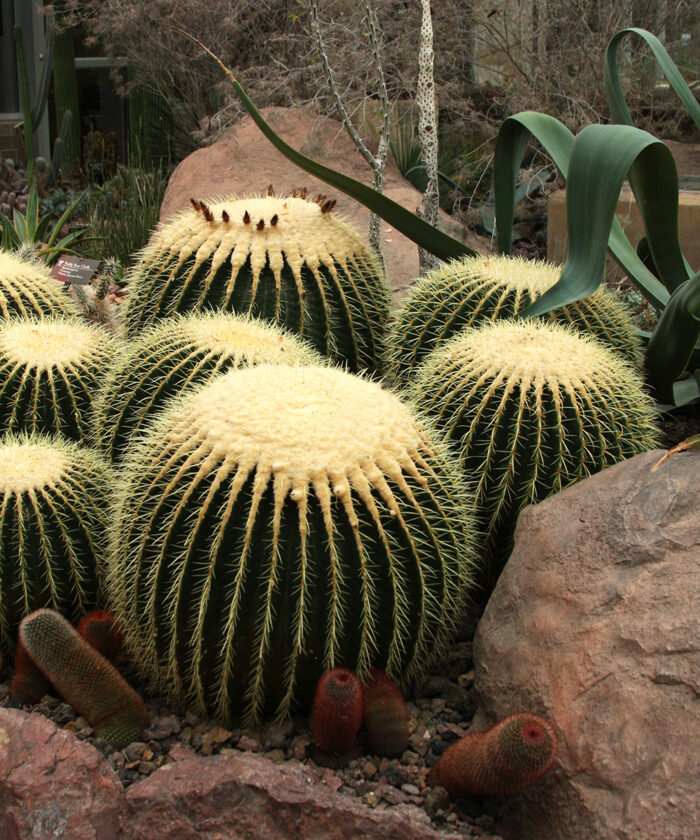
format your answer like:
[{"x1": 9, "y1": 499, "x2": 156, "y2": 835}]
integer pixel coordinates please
[
  {"x1": 427, "y1": 712, "x2": 558, "y2": 798},
  {"x1": 362, "y1": 668, "x2": 409, "y2": 757},
  {"x1": 76, "y1": 610, "x2": 123, "y2": 663},
  {"x1": 311, "y1": 668, "x2": 363, "y2": 752},
  {"x1": 9, "y1": 639, "x2": 51, "y2": 704},
  {"x1": 19, "y1": 609, "x2": 149, "y2": 747}
]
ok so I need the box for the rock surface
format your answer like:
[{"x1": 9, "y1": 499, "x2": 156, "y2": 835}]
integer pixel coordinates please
[
  {"x1": 472, "y1": 449, "x2": 700, "y2": 840},
  {"x1": 159, "y1": 106, "x2": 489, "y2": 293},
  {"x1": 0, "y1": 708, "x2": 124, "y2": 840}
]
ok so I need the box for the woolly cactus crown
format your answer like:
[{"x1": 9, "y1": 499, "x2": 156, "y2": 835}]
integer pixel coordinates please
[
  {"x1": 109, "y1": 363, "x2": 476, "y2": 723},
  {"x1": 0, "y1": 249, "x2": 78, "y2": 319},
  {"x1": 410, "y1": 319, "x2": 658, "y2": 577},
  {"x1": 0, "y1": 434, "x2": 111, "y2": 652},
  {"x1": 387, "y1": 254, "x2": 641, "y2": 385},
  {"x1": 122, "y1": 192, "x2": 391, "y2": 372},
  {"x1": 0, "y1": 316, "x2": 117, "y2": 440},
  {"x1": 95, "y1": 312, "x2": 324, "y2": 462}
]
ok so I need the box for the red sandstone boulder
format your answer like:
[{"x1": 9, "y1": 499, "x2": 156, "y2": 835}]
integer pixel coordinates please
[
  {"x1": 125, "y1": 751, "x2": 463, "y2": 840},
  {"x1": 0, "y1": 708, "x2": 124, "y2": 840},
  {"x1": 159, "y1": 106, "x2": 489, "y2": 294},
  {"x1": 472, "y1": 450, "x2": 700, "y2": 840}
]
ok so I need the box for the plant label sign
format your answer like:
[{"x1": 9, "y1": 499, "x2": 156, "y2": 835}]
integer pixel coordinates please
[{"x1": 50, "y1": 256, "x2": 101, "y2": 286}]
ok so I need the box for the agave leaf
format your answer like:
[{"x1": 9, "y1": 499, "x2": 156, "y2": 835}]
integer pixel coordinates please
[
  {"x1": 45, "y1": 190, "x2": 87, "y2": 249},
  {"x1": 12, "y1": 208, "x2": 28, "y2": 243},
  {"x1": 25, "y1": 182, "x2": 39, "y2": 241},
  {"x1": 604, "y1": 28, "x2": 700, "y2": 131},
  {"x1": 0, "y1": 212, "x2": 20, "y2": 249},
  {"x1": 520, "y1": 125, "x2": 687, "y2": 319}
]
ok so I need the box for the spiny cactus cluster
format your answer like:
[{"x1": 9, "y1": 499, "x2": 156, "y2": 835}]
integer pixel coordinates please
[
  {"x1": 386, "y1": 255, "x2": 641, "y2": 386},
  {"x1": 0, "y1": 249, "x2": 77, "y2": 320},
  {"x1": 19, "y1": 609, "x2": 148, "y2": 747},
  {"x1": 95, "y1": 312, "x2": 323, "y2": 462},
  {"x1": 122, "y1": 192, "x2": 392, "y2": 372},
  {"x1": 410, "y1": 319, "x2": 659, "y2": 579},
  {"x1": 0, "y1": 316, "x2": 116, "y2": 440},
  {"x1": 0, "y1": 433, "x2": 112, "y2": 652},
  {"x1": 311, "y1": 668, "x2": 363, "y2": 752},
  {"x1": 362, "y1": 667, "x2": 410, "y2": 757},
  {"x1": 427, "y1": 713, "x2": 558, "y2": 798},
  {"x1": 108, "y1": 363, "x2": 477, "y2": 724}
]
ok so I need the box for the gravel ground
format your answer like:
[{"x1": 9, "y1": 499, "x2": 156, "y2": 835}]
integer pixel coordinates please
[{"x1": 0, "y1": 602, "x2": 519, "y2": 840}]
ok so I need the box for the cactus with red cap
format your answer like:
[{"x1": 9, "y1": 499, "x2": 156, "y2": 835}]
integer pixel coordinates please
[
  {"x1": 362, "y1": 668, "x2": 409, "y2": 757},
  {"x1": 76, "y1": 610, "x2": 123, "y2": 663},
  {"x1": 9, "y1": 639, "x2": 51, "y2": 704},
  {"x1": 19, "y1": 609, "x2": 149, "y2": 747},
  {"x1": 427, "y1": 712, "x2": 558, "y2": 798},
  {"x1": 311, "y1": 668, "x2": 363, "y2": 752}
]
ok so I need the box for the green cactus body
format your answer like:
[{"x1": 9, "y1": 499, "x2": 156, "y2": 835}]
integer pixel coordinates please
[
  {"x1": 0, "y1": 316, "x2": 117, "y2": 440},
  {"x1": 410, "y1": 320, "x2": 658, "y2": 580},
  {"x1": 108, "y1": 364, "x2": 477, "y2": 724},
  {"x1": 0, "y1": 251, "x2": 78, "y2": 320},
  {"x1": 95, "y1": 312, "x2": 323, "y2": 463},
  {"x1": 122, "y1": 194, "x2": 392, "y2": 372},
  {"x1": 0, "y1": 434, "x2": 111, "y2": 652},
  {"x1": 387, "y1": 255, "x2": 642, "y2": 386},
  {"x1": 19, "y1": 609, "x2": 149, "y2": 747}
]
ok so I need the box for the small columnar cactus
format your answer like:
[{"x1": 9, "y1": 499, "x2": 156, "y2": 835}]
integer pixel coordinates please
[
  {"x1": 311, "y1": 668, "x2": 363, "y2": 752},
  {"x1": 0, "y1": 433, "x2": 112, "y2": 652},
  {"x1": 95, "y1": 312, "x2": 323, "y2": 462},
  {"x1": 19, "y1": 609, "x2": 149, "y2": 747},
  {"x1": 386, "y1": 255, "x2": 642, "y2": 386},
  {"x1": 427, "y1": 713, "x2": 558, "y2": 798},
  {"x1": 0, "y1": 249, "x2": 78, "y2": 320},
  {"x1": 362, "y1": 668, "x2": 409, "y2": 757},
  {"x1": 409, "y1": 320, "x2": 659, "y2": 580},
  {"x1": 10, "y1": 638, "x2": 51, "y2": 704},
  {"x1": 122, "y1": 192, "x2": 392, "y2": 372},
  {"x1": 108, "y1": 364, "x2": 477, "y2": 724},
  {"x1": 0, "y1": 316, "x2": 118, "y2": 440},
  {"x1": 76, "y1": 610, "x2": 123, "y2": 663}
]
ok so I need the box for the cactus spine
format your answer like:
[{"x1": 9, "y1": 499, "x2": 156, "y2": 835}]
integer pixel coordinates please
[
  {"x1": 19, "y1": 609, "x2": 149, "y2": 747},
  {"x1": 311, "y1": 668, "x2": 363, "y2": 752},
  {"x1": 386, "y1": 255, "x2": 642, "y2": 386},
  {"x1": 108, "y1": 364, "x2": 477, "y2": 724},
  {"x1": 409, "y1": 320, "x2": 659, "y2": 580},
  {"x1": 427, "y1": 713, "x2": 558, "y2": 798},
  {"x1": 95, "y1": 312, "x2": 323, "y2": 462},
  {"x1": 0, "y1": 251, "x2": 78, "y2": 320},
  {"x1": 0, "y1": 434, "x2": 112, "y2": 652},
  {"x1": 122, "y1": 193, "x2": 392, "y2": 372},
  {"x1": 0, "y1": 316, "x2": 117, "y2": 440},
  {"x1": 362, "y1": 668, "x2": 409, "y2": 757}
]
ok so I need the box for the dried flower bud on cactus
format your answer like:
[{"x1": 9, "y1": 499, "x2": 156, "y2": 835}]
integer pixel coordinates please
[
  {"x1": 427, "y1": 712, "x2": 558, "y2": 798},
  {"x1": 362, "y1": 668, "x2": 409, "y2": 757},
  {"x1": 76, "y1": 610, "x2": 123, "y2": 663},
  {"x1": 311, "y1": 668, "x2": 363, "y2": 752},
  {"x1": 19, "y1": 609, "x2": 149, "y2": 747}
]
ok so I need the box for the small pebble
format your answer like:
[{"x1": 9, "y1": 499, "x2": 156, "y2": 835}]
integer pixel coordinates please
[
  {"x1": 475, "y1": 814, "x2": 496, "y2": 829},
  {"x1": 401, "y1": 783, "x2": 420, "y2": 796},
  {"x1": 362, "y1": 761, "x2": 378, "y2": 780},
  {"x1": 265, "y1": 749, "x2": 285, "y2": 762}
]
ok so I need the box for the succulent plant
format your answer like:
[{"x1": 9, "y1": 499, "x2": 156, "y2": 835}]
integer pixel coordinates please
[
  {"x1": 427, "y1": 712, "x2": 558, "y2": 798},
  {"x1": 9, "y1": 638, "x2": 51, "y2": 704},
  {"x1": 0, "y1": 249, "x2": 78, "y2": 319},
  {"x1": 386, "y1": 255, "x2": 642, "y2": 386},
  {"x1": 76, "y1": 610, "x2": 123, "y2": 663},
  {"x1": 0, "y1": 316, "x2": 117, "y2": 440},
  {"x1": 311, "y1": 668, "x2": 363, "y2": 752},
  {"x1": 95, "y1": 312, "x2": 323, "y2": 462},
  {"x1": 19, "y1": 609, "x2": 149, "y2": 747},
  {"x1": 361, "y1": 667, "x2": 409, "y2": 757},
  {"x1": 0, "y1": 433, "x2": 112, "y2": 652},
  {"x1": 121, "y1": 192, "x2": 392, "y2": 372},
  {"x1": 108, "y1": 363, "x2": 477, "y2": 724},
  {"x1": 409, "y1": 320, "x2": 659, "y2": 581}
]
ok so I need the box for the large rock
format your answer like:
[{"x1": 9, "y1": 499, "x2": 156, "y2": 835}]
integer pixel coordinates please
[
  {"x1": 472, "y1": 450, "x2": 700, "y2": 840},
  {"x1": 159, "y1": 106, "x2": 489, "y2": 294},
  {"x1": 125, "y1": 751, "x2": 463, "y2": 840},
  {"x1": 0, "y1": 709, "x2": 124, "y2": 840}
]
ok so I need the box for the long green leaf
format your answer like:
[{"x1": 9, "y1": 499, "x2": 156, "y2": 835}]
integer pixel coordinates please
[
  {"x1": 45, "y1": 190, "x2": 87, "y2": 249},
  {"x1": 25, "y1": 181, "x2": 39, "y2": 240},
  {"x1": 12, "y1": 208, "x2": 28, "y2": 243},
  {"x1": 169, "y1": 25, "x2": 473, "y2": 262},
  {"x1": 520, "y1": 124, "x2": 687, "y2": 318},
  {"x1": 0, "y1": 213, "x2": 20, "y2": 249},
  {"x1": 604, "y1": 28, "x2": 700, "y2": 130}
]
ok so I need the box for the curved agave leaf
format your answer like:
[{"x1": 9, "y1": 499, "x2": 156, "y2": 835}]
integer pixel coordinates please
[
  {"x1": 494, "y1": 113, "x2": 670, "y2": 308},
  {"x1": 604, "y1": 28, "x2": 700, "y2": 130},
  {"x1": 520, "y1": 124, "x2": 688, "y2": 318}
]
